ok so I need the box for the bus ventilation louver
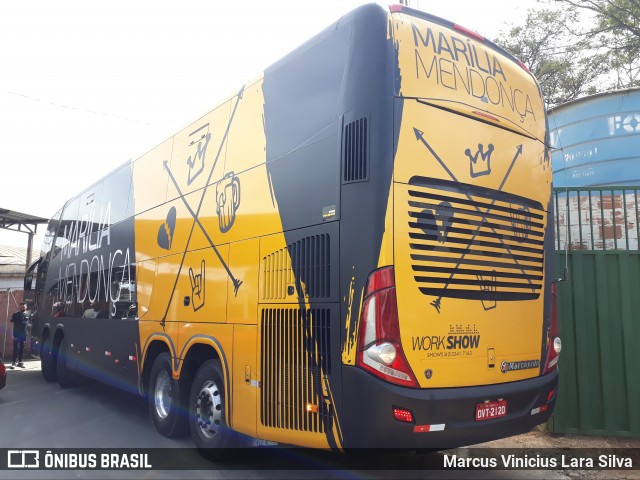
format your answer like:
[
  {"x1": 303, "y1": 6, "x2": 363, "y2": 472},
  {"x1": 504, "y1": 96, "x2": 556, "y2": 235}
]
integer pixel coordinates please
[
  {"x1": 343, "y1": 117, "x2": 368, "y2": 183},
  {"x1": 262, "y1": 234, "x2": 331, "y2": 300},
  {"x1": 261, "y1": 307, "x2": 331, "y2": 433},
  {"x1": 407, "y1": 177, "x2": 545, "y2": 302}
]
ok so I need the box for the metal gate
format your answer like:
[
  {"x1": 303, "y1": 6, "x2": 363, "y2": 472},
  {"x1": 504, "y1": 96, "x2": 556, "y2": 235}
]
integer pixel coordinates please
[{"x1": 550, "y1": 187, "x2": 640, "y2": 436}]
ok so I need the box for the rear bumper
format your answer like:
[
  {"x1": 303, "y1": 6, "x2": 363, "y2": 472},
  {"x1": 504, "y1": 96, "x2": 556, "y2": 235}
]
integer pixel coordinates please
[{"x1": 340, "y1": 366, "x2": 558, "y2": 449}]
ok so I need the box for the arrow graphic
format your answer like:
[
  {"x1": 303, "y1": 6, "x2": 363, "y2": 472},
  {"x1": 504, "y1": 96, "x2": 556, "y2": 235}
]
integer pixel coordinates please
[
  {"x1": 164, "y1": 160, "x2": 242, "y2": 292},
  {"x1": 414, "y1": 130, "x2": 528, "y2": 313},
  {"x1": 160, "y1": 87, "x2": 245, "y2": 327},
  {"x1": 414, "y1": 128, "x2": 459, "y2": 182}
]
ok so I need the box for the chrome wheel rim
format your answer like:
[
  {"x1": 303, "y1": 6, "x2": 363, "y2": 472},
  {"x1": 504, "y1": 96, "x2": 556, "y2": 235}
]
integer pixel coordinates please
[
  {"x1": 154, "y1": 370, "x2": 172, "y2": 419},
  {"x1": 195, "y1": 380, "x2": 222, "y2": 439}
]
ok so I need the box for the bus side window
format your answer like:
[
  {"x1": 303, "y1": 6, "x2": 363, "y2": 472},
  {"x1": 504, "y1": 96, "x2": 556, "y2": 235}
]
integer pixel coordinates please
[
  {"x1": 109, "y1": 263, "x2": 137, "y2": 319},
  {"x1": 23, "y1": 259, "x2": 42, "y2": 310},
  {"x1": 27, "y1": 209, "x2": 62, "y2": 312},
  {"x1": 24, "y1": 260, "x2": 39, "y2": 291},
  {"x1": 56, "y1": 197, "x2": 81, "y2": 260},
  {"x1": 103, "y1": 165, "x2": 133, "y2": 226}
]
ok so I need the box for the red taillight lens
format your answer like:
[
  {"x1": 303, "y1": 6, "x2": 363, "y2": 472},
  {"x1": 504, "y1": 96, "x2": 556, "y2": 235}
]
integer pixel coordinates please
[
  {"x1": 472, "y1": 111, "x2": 500, "y2": 123},
  {"x1": 356, "y1": 267, "x2": 419, "y2": 388},
  {"x1": 364, "y1": 266, "x2": 394, "y2": 297},
  {"x1": 453, "y1": 24, "x2": 485, "y2": 42},
  {"x1": 392, "y1": 407, "x2": 414, "y2": 424},
  {"x1": 518, "y1": 60, "x2": 531, "y2": 74},
  {"x1": 543, "y1": 283, "x2": 561, "y2": 374}
]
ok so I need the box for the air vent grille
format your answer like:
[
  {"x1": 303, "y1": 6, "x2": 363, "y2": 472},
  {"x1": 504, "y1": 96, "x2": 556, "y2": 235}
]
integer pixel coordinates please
[
  {"x1": 263, "y1": 234, "x2": 330, "y2": 300},
  {"x1": 407, "y1": 177, "x2": 546, "y2": 306},
  {"x1": 261, "y1": 308, "x2": 331, "y2": 432},
  {"x1": 343, "y1": 118, "x2": 368, "y2": 183}
]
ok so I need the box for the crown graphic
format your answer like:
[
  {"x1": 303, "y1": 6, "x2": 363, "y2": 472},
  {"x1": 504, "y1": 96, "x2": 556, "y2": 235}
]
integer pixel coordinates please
[
  {"x1": 187, "y1": 131, "x2": 211, "y2": 186},
  {"x1": 465, "y1": 143, "x2": 494, "y2": 178}
]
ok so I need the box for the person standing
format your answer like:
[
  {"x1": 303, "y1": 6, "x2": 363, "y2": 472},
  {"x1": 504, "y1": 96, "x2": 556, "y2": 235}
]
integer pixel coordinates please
[{"x1": 10, "y1": 302, "x2": 31, "y2": 369}]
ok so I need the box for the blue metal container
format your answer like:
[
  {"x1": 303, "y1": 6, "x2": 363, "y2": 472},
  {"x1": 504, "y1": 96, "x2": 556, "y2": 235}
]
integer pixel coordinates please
[{"x1": 549, "y1": 88, "x2": 640, "y2": 187}]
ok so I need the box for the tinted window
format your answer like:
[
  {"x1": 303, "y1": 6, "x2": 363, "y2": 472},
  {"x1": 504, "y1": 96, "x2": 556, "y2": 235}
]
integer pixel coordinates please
[
  {"x1": 40, "y1": 208, "x2": 62, "y2": 260},
  {"x1": 102, "y1": 165, "x2": 133, "y2": 225},
  {"x1": 53, "y1": 197, "x2": 80, "y2": 262}
]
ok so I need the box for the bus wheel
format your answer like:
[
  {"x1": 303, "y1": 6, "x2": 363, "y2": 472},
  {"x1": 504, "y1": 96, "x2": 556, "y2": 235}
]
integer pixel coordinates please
[
  {"x1": 148, "y1": 352, "x2": 188, "y2": 437},
  {"x1": 189, "y1": 359, "x2": 239, "y2": 460},
  {"x1": 41, "y1": 336, "x2": 57, "y2": 382},
  {"x1": 56, "y1": 337, "x2": 79, "y2": 388}
]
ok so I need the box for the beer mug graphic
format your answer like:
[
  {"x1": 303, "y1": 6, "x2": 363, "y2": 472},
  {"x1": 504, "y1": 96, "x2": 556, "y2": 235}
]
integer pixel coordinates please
[{"x1": 216, "y1": 172, "x2": 241, "y2": 233}]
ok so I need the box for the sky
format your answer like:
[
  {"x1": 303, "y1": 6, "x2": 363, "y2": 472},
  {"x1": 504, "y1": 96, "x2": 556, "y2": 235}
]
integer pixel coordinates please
[{"x1": 0, "y1": 0, "x2": 538, "y2": 254}]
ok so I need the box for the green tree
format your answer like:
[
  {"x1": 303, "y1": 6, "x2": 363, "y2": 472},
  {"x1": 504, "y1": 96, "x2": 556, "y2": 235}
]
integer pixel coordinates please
[
  {"x1": 494, "y1": 6, "x2": 606, "y2": 108},
  {"x1": 553, "y1": 0, "x2": 640, "y2": 88},
  {"x1": 554, "y1": 0, "x2": 640, "y2": 37}
]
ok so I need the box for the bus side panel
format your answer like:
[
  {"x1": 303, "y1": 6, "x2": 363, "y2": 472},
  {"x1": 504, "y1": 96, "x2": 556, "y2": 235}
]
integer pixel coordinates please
[
  {"x1": 231, "y1": 324, "x2": 257, "y2": 437},
  {"x1": 132, "y1": 71, "x2": 291, "y2": 440},
  {"x1": 255, "y1": 224, "x2": 340, "y2": 447},
  {"x1": 338, "y1": 98, "x2": 398, "y2": 367},
  {"x1": 63, "y1": 316, "x2": 141, "y2": 392},
  {"x1": 256, "y1": 301, "x2": 342, "y2": 448},
  {"x1": 36, "y1": 163, "x2": 140, "y2": 391},
  {"x1": 260, "y1": 13, "x2": 354, "y2": 449},
  {"x1": 259, "y1": 4, "x2": 402, "y2": 450},
  {"x1": 332, "y1": 9, "x2": 403, "y2": 448},
  {"x1": 226, "y1": 238, "x2": 260, "y2": 325}
]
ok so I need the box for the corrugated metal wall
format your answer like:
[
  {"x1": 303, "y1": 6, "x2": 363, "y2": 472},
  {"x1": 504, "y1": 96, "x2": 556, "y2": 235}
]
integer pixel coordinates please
[
  {"x1": 550, "y1": 187, "x2": 640, "y2": 436},
  {"x1": 551, "y1": 251, "x2": 640, "y2": 436}
]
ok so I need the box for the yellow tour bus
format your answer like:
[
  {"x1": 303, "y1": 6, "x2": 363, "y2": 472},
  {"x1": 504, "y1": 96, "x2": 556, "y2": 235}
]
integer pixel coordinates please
[{"x1": 25, "y1": 4, "x2": 560, "y2": 456}]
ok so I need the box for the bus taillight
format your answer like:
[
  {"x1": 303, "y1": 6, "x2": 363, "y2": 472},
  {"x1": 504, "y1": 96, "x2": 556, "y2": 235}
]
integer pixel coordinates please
[
  {"x1": 518, "y1": 60, "x2": 532, "y2": 74},
  {"x1": 452, "y1": 24, "x2": 484, "y2": 42},
  {"x1": 357, "y1": 267, "x2": 419, "y2": 388},
  {"x1": 543, "y1": 283, "x2": 561, "y2": 374}
]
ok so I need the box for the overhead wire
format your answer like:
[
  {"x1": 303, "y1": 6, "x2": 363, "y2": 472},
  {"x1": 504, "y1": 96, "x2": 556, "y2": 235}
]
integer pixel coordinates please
[{"x1": 4, "y1": 90, "x2": 162, "y2": 127}]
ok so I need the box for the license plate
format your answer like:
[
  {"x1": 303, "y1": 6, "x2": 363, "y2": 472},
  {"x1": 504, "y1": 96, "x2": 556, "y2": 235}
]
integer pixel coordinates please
[{"x1": 475, "y1": 400, "x2": 507, "y2": 421}]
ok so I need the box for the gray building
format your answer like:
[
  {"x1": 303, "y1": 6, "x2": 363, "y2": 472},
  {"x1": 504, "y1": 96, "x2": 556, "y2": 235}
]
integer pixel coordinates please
[{"x1": 0, "y1": 245, "x2": 37, "y2": 289}]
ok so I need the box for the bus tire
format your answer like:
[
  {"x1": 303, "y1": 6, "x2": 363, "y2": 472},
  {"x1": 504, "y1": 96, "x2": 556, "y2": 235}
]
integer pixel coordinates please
[
  {"x1": 56, "y1": 337, "x2": 79, "y2": 388},
  {"x1": 41, "y1": 336, "x2": 57, "y2": 382},
  {"x1": 189, "y1": 359, "x2": 239, "y2": 460},
  {"x1": 148, "y1": 352, "x2": 189, "y2": 437}
]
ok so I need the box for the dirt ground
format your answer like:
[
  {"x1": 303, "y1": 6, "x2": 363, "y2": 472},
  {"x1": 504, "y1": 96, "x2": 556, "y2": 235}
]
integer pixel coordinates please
[
  {"x1": 483, "y1": 425, "x2": 640, "y2": 449},
  {"x1": 473, "y1": 425, "x2": 640, "y2": 479}
]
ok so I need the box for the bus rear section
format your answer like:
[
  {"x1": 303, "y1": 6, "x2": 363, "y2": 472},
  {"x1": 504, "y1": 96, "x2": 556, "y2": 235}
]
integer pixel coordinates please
[{"x1": 340, "y1": 6, "x2": 558, "y2": 449}]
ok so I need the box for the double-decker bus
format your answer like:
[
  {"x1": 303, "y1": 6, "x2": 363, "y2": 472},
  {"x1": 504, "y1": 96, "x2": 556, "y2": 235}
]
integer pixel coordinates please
[{"x1": 25, "y1": 4, "x2": 560, "y2": 456}]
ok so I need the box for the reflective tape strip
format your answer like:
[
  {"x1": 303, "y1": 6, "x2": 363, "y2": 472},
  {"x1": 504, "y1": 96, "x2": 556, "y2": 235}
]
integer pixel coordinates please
[
  {"x1": 413, "y1": 424, "x2": 445, "y2": 433},
  {"x1": 531, "y1": 405, "x2": 549, "y2": 415}
]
